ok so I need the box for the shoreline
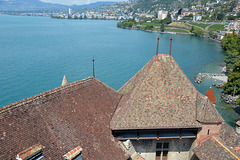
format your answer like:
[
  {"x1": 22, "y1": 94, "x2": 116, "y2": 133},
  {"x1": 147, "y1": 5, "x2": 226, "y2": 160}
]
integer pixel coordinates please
[{"x1": 118, "y1": 26, "x2": 222, "y2": 44}]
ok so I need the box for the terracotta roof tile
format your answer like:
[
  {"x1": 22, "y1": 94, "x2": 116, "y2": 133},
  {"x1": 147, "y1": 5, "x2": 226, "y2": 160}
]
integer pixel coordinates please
[
  {"x1": 111, "y1": 55, "x2": 223, "y2": 130},
  {"x1": 0, "y1": 77, "x2": 128, "y2": 160},
  {"x1": 220, "y1": 122, "x2": 240, "y2": 147},
  {"x1": 205, "y1": 87, "x2": 216, "y2": 103},
  {"x1": 193, "y1": 136, "x2": 240, "y2": 160}
]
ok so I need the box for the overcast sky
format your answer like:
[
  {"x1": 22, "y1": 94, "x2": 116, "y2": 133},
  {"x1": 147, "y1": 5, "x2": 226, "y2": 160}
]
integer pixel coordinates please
[{"x1": 40, "y1": 0, "x2": 127, "y2": 5}]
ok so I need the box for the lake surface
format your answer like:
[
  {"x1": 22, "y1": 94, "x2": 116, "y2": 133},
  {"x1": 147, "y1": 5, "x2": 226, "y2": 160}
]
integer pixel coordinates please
[{"x1": 0, "y1": 15, "x2": 239, "y2": 126}]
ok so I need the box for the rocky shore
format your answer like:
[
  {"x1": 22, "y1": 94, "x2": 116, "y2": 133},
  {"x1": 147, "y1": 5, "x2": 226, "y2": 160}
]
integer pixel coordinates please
[{"x1": 194, "y1": 73, "x2": 228, "y2": 84}]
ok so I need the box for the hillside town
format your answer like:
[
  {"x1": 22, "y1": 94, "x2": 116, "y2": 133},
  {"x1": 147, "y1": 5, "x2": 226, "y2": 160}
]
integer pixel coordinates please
[{"x1": 48, "y1": 0, "x2": 240, "y2": 39}]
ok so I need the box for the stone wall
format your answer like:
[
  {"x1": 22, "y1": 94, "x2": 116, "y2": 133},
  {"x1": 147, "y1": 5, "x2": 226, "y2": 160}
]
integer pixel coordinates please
[
  {"x1": 196, "y1": 123, "x2": 222, "y2": 144},
  {"x1": 129, "y1": 138, "x2": 195, "y2": 160}
]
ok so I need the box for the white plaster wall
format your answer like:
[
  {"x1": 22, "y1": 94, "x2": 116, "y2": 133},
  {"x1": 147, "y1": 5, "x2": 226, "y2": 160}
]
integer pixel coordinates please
[{"x1": 130, "y1": 139, "x2": 195, "y2": 160}]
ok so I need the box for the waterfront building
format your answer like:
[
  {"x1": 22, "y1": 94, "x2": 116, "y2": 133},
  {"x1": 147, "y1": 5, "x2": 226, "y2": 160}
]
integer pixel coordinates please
[
  {"x1": 0, "y1": 38, "x2": 239, "y2": 160},
  {"x1": 225, "y1": 20, "x2": 240, "y2": 32},
  {"x1": 69, "y1": 8, "x2": 73, "y2": 15}
]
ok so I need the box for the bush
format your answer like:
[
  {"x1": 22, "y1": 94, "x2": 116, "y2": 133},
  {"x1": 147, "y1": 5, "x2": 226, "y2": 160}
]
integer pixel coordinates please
[
  {"x1": 237, "y1": 97, "x2": 240, "y2": 105},
  {"x1": 223, "y1": 60, "x2": 240, "y2": 95},
  {"x1": 221, "y1": 33, "x2": 240, "y2": 55}
]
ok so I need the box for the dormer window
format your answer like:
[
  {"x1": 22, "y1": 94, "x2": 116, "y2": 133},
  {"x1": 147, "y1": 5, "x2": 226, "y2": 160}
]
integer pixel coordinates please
[
  {"x1": 63, "y1": 146, "x2": 82, "y2": 160},
  {"x1": 16, "y1": 144, "x2": 44, "y2": 160}
]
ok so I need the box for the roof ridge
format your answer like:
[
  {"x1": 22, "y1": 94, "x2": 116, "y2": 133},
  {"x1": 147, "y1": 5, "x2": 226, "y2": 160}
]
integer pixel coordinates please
[
  {"x1": 0, "y1": 77, "x2": 94, "y2": 114},
  {"x1": 94, "y1": 78, "x2": 118, "y2": 94},
  {"x1": 212, "y1": 136, "x2": 240, "y2": 160},
  {"x1": 118, "y1": 56, "x2": 155, "y2": 92},
  {"x1": 168, "y1": 54, "x2": 198, "y2": 93},
  {"x1": 112, "y1": 57, "x2": 155, "y2": 129},
  {"x1": 196, "y1": 94, "x2": 224, "y2": 123}
]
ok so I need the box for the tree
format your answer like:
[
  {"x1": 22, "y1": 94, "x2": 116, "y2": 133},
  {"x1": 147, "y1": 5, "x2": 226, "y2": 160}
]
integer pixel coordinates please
[
  {"x1": 224, "y1": 51, "x2": 240, "y2": 71},
  {"x1": 160, "y1": 23, "x2": 164, "y2": 32},
  {"x1": 221, "y1": 33, "x2": 240, "y2": 55},
  {"x1": 192, "y1": 29, "x2": 203, "y2": 37},
  {"x1": 163, "y1": 12, "x2": 172, "y2": 24},
  {"x1": 117, "y1": 22, "x2": 122, "y2": 27},
  {"x1": 190, "y1": 26, "x2": 194, "y2": 33},
  {"x1": 223, "y1": 60, "x2": 240, "y2": 95},
  {"x1": 217, "y1": 13, "x2": 224, "y2": 20},
  {"x1": 228, "y1": 15, "x2": 236, "y2": 20}
]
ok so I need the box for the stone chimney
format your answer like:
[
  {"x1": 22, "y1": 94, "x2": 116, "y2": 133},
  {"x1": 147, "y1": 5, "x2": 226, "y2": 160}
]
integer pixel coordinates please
[{"x1": 236, "y1": 120, "x2": 240, "y2": 134}]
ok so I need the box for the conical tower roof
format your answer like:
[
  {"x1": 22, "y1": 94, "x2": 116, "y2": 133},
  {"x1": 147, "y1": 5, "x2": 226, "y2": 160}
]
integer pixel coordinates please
[
  {"x1": 61, "y1": 75, "x2": 68, "y2": 86},
  {"x1": 205, "y1": 87, "x2": 216, "y2": 103},
  {"x1": 111, "y1": 54, "x2": 223, "y2": 130}
]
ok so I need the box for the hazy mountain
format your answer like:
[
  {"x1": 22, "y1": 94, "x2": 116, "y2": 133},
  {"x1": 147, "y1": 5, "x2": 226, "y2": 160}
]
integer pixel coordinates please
[
  {"x1": 71, "y1": 2, "x2": 115, "y2": 10},
  {"x1": 0, "y1": 0, "x2": 115, "y2": 11}
]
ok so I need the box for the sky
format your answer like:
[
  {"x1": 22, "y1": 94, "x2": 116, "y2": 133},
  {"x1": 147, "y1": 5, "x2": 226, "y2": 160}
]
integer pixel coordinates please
[{"x1": 40, "y1": 0, "x2": 127, "y2": 5}]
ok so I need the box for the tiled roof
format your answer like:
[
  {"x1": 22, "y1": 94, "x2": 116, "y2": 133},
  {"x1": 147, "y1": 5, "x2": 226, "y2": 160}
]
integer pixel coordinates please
[
  {"x1": 220, "y1": 122, "x2": 240, "y2": 147},
  {"x1": 195, "y1": 92, "x2": 223, "y2": 123},
  {"x1": 193, "y1": 136, "x2": 240, "y2": 160},
  {"x1": 111, "y1": 54, "x2": 223, "y2": 130},
  {"x1": 0, "y1": 77, "x2": 128, "y2": 160},
  {"x1": 205, "y1": 87, "x2": 216, "y2": 103}
]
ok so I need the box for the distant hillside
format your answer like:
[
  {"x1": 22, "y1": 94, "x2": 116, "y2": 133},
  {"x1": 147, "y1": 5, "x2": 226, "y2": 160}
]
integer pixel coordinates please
[
  {"x1": 132, "y1": 0, "x2": 178, "y2": 12},
  {"x1": 0, "y1": 0, "x2": 115, "y2": 11},
  {"x1": 0, "y1": 0, "x2": 67, "y2": 11},
  {"x1": 71, "y1": 2, "x2": 116, "y2": 10}
]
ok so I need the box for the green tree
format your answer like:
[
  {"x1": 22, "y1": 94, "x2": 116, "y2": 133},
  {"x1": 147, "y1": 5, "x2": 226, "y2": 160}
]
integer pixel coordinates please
[
  {"x1": 192, "y1": 29, "x2": 203, "y2": 37},
  {"x1": 217, "y1": 13, "x2": 224, "y2": 20},
  {"x1": 190, "y1": 26, "x2": 194, "y2": 33},
  {"x1": 117, "y1": 22, "x2": 122, "y2": 27},
  {"x1": 228, "y1": 15, "x2": 236, "y2": 20},
  {"x1": 223, "y1": 60, "x2": 240, "y2": 95},
  {"x1": 221, "y1": 33, "x2": 240, "y2": 55},
  {"x1": 224, "y1": 51, "x2": 240, "y2": 71},
  {"x1": 160, "y1": 23, "x2": 164, "y2": 32}
]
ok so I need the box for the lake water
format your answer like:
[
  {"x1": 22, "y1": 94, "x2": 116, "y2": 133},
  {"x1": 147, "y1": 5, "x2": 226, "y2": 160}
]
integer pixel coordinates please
[{"x1": 0, "y1": 15, "x2": 239, "y2": 126}]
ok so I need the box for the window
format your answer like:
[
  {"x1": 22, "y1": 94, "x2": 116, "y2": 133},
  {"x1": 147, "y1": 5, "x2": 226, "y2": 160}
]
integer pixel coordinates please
[
  {"x1": 156, "y1": 142, "x2": 169, "y2": 160},
  {"x1": 63, "y1": 146, "x2": 82, "y2": 160},
  {"x1": 16, "y1": 144, "x2": 44, "y2": 160},
  {"x1": 207, "y1": 129, "x2": 210, "y2": 135}
]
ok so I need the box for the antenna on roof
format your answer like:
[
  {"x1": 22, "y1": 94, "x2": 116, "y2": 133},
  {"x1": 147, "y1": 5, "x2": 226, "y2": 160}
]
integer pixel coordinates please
[
  {"x1": 169, "y1": 37, "x2": 173, "y2": 57},
  {"x1": 92, "y1": 56, "x2": 95, "y2": 78},
  {"x1": 156, "y1": 36, "x2": 160, "y2": 56}
]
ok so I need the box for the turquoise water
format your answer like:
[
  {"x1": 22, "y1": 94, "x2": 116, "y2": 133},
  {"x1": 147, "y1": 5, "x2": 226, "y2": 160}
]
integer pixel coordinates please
[{"x1": 0, "y1": 15, "x2": 239, "y2": 126}]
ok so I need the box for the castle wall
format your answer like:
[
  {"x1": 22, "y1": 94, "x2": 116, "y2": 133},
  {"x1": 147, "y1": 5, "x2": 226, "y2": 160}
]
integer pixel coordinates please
[
  {"x1": 130, "y1": 138, "x2": 195, "y2": 160},
  {"x1": 196, "y1": 123, "x2": 222, "y2": 144}
]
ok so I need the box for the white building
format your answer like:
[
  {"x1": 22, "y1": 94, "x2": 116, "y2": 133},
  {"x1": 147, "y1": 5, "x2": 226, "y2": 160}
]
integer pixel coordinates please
[
  {"x1": 158, "y1": 10, "x2": 168, "y2": 20},
  {"x1": 193, "y1": 14, "x2": 202, "y2": 22},
  {"x1": 69, "y1": 8, "x2": 73, "y2": 15}
]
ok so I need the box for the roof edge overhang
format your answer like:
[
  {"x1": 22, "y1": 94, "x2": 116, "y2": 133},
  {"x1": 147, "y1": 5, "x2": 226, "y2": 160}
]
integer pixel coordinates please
[
  {"x1": 111, "y1": 125, "x2": 202, "y2": 131},
  {"x1": 1, "y1": 77, "x2": 115, "y2": 114},
  {"x1": 197, "y1": 120, "x2": 224, "y2": 125}
]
